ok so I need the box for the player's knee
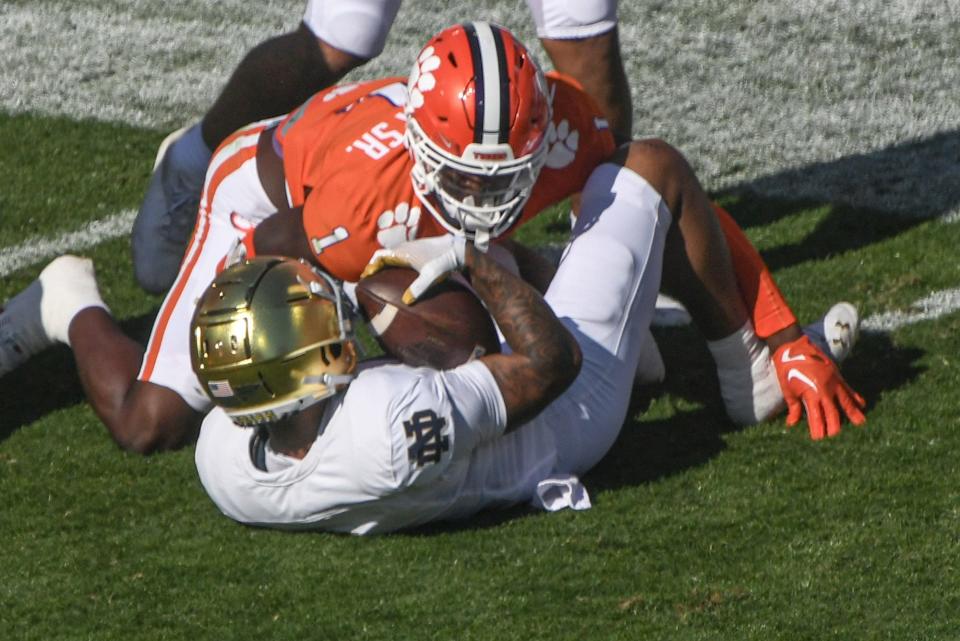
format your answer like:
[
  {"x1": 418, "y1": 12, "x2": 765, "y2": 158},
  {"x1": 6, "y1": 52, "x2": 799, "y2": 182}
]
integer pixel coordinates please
[
  {"x1": 530, "y1": 0, "x2": 618, "y2": 43},
  {"x1": 131, "y1": 254, "x2": 175, "y2": 295},
  {"x1": 622, "y1": 139, "x2": 697, "y2": 208},
  {"x1": 288, "y1": 24, "x2": 369, "y2": 87},
  {"x1": 105, "y1": 410, "x2": 164, "y2": 455},
  {"x1": 541, "y1": 28, "x2": 618, "y2": 76},
  {"x1": 315, "y1": 37, "x2": 369, "y2": 76},
  {"x1": 301, "y1": 0, "x2": 398, "y2": 69},
  {"x1": 624, "y1": 138, "x2": 687, "y2": 173},
  {"x1": 118, "y1": 426, "x2": 166, "y2": 455}
]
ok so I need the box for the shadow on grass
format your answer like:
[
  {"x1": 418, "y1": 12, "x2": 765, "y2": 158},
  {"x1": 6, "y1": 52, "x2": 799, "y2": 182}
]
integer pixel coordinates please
[
  {"x1": 397, "y1": 324, "x2": 924, "y2": 536},
  {"x1": 835, "y1": 329, "x2": 925, "y2": 409},
  {"x1": 0, "y1": 311, "x2": 158, "y2": 443},
  {"x1": 739, "y1": 130, "x2": 960, "y2": 225},
  {"x1": 719, "y1": 193, "x2": 928, "y2": 272},
  {"x1": 595, "y1": 326, "x2": 923, "y2": 492},
  {"x1": 712, "y1": 129, "x2": 960, "y2": 271}
]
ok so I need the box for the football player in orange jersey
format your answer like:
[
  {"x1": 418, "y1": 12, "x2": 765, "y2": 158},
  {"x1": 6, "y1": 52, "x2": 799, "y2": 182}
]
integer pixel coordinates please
[
  {"x1": 132, "y1": 0, "x2": 632, "y2": 295},
  {"x1": 0, "y1": 22, "x2": 864, "y2": 456}
]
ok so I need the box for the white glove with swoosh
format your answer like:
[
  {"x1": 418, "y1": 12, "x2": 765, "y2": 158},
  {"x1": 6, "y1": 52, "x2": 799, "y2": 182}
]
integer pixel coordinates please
[{"x1": 361, "y1": 236, "x2": 468, "y2": 304}]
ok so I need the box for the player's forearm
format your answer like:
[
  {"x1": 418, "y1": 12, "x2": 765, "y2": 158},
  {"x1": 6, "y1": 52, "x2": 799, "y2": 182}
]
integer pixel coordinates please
[
  {"x1": 465, "y1": 244, "x2": 581, "y2": 427},
  {"x1": 764, "y1": 323, "x2": 803, "y2": 352},
  {"x1": 466, "y1": 244, "x2": 577, "y2": 371}
]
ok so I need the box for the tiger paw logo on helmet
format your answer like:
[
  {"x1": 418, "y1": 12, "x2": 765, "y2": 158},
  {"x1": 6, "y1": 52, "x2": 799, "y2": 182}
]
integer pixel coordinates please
[
  {"x1": 408, "y1": 47, "x2": 441, "y2": 110},
  {"x1": 545, "y1": 119, "x2": 579, "y2": 169}
]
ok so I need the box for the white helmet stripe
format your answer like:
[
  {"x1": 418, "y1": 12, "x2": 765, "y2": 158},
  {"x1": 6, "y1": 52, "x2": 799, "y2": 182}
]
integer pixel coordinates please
[{"x1": 468, "y1": 22, "x2": 507, "y2": 146}]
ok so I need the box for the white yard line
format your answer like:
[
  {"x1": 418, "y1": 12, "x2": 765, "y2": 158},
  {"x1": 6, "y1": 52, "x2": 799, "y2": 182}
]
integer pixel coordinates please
[
  {"x1": 861, "y1": 287, "x2": 960, "y2": 333},
  {"x1": 0, "y1": 209, "x2": 135, "y2": 278}
]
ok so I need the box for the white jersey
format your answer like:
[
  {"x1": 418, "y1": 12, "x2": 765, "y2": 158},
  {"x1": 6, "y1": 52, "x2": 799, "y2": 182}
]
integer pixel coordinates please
[
  {"x1": 197, "y1": 164, "x2": 673, "y2": 534},
  {"x1": 197, "y1": 360, "x2": 558, "y2": 534}
]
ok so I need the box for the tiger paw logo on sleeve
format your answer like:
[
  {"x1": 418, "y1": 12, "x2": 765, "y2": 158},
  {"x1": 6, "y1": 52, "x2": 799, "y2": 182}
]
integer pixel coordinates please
[
  {"x1": 376, "y1": 203, "x2": 422, "y2": 248},
  {"x1": 545, "y1": 119, "x2": 579, "y2": 169}
]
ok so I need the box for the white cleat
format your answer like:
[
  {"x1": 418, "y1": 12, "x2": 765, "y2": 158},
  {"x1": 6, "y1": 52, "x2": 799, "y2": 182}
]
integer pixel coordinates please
[
  {"x1": 37, "y1": 255, "x2": 109, "y2": 346},
  {"x1": 652, "y1": 293, "x2": 692, "y2": 327},
  {"x1": 635, "y1": 328, "x2": 666, "y2": 385},
  {"x1": 804, "y1": 302, "x2": 859, "y2": 364},
  {"x1": 0, "y1": 280, "x2": 52, "y2": 377},
  {"x1": 0, "y1": 256, "x2": 108, "y2": 377}
]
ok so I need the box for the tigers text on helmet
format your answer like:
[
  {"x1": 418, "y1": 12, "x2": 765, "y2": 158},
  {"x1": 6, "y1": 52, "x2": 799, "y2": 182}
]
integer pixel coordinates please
[
  {"x1": 404, "y1": 21, "x2": 551, "y2": 248},
  {"x1": 190, "y1": 256, "x2": 357, "y2": 427}
]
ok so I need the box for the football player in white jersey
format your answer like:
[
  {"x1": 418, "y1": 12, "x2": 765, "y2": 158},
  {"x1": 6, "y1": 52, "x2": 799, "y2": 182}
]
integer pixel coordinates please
[
  {"x1": 192, "y1": 135, "x2": 865, "y2": 534},
  {"x1": 192, "y1": 161, "x2": 664, "y2": 534},
  {"x1": 132, "y1": 0, "x2": 631, "y2": 294}
]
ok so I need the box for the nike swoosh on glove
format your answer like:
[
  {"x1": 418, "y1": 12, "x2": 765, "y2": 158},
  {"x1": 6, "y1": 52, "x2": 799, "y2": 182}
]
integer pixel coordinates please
[
  {"x1": 773, "y1": 334, "x2": 866, "y2": 440},
  {"x1": 362, "y1": 236, "x2": 467, "y2": 304}
]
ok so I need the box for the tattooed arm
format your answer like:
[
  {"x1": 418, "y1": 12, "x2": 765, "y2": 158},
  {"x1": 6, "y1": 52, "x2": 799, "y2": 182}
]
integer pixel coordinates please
[
  {"x1": 465, "y1": 244, "x2": 582, "y2": 430},
  {"x1": 362, "y1": 236, "x2": 582, "y2": 430}
]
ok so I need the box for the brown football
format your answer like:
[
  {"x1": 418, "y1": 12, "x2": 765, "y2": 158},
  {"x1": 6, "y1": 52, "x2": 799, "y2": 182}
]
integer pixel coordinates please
[{"x1": 355, "y1": 267, "x2": 500, "y2": 369}]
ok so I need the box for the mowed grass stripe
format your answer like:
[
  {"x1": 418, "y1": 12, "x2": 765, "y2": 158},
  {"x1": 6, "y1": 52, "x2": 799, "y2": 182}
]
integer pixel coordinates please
[{"x1": 0, "y1": 112, "x2": 156, "y2": 258}]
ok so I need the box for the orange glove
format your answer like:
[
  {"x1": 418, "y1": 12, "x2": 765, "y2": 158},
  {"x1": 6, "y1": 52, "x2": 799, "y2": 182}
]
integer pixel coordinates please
[{"x1": 773, "y1": 335, "x2": 866, "y2": 440}]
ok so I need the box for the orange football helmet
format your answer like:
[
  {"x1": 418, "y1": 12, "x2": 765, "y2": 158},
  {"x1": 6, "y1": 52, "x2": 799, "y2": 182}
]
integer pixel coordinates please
[{"x1": 405, "y1": 22, "x2": 551, "y2": 247}]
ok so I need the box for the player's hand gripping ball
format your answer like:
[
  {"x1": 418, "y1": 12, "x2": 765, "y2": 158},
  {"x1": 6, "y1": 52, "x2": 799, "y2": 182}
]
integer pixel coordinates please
[{"x1": 355, "y1": 266, "x2": 500, "y2": 369}]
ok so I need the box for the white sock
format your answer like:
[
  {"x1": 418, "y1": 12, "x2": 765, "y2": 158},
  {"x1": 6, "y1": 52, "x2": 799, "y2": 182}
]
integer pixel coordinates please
[
  {"x1": 636, "y1": 328, "x2": 665, "y2": 385},
  {"x1": 38, "y1": 256, "x2": 110, "y2": 346},
  {"x1": 707, "y1": 320, "x2": 784, "y2": 425}
]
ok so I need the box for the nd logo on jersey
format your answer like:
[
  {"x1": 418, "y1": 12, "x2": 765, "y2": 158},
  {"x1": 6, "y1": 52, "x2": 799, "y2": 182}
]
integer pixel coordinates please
[{"x1": 403, "y1": 409, "x2": 449, "y2": 468}]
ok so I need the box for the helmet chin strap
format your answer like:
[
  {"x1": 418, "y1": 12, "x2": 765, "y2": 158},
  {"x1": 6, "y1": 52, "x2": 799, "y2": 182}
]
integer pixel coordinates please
[
  {"x1": 456, "y1": 196, "x2": 491, "y2": 251},
  {"x1": 472, "y1": 228, "x2": 490, "y2": 252},
  {"x1": 303, "y1": 373, "x2": 355, "y2": 388}
]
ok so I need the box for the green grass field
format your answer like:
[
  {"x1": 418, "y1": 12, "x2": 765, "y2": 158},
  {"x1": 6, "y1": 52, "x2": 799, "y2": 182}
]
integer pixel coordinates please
[{"x1": 2, "y1": 2, "x2": 960, "y2": 639}]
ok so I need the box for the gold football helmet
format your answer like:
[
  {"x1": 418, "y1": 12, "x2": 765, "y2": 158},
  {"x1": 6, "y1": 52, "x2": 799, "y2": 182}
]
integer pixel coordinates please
[{"x1": 190, "y1": 256, "x2": 357, "y2": 427}]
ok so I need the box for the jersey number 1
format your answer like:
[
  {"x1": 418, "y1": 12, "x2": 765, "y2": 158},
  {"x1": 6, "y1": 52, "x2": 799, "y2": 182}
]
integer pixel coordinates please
[{"x1": 311, "y1": 226, "x2": 349, "y2": 255}]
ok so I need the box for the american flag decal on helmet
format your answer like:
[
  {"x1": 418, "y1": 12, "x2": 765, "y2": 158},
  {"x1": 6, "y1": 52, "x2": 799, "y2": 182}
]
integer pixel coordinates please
[
  {"x1": 208, "y1": 380, "x2": 234, "y2": 398},
  {"x1": 464, "y1": 22, "x2": 510, "y2": 146}
]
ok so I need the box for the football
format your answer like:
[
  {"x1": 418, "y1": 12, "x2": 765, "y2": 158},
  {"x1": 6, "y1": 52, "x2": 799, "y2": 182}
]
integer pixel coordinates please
[{"x1": 354, "y1": 267, "x2": 500, "y2": 369}]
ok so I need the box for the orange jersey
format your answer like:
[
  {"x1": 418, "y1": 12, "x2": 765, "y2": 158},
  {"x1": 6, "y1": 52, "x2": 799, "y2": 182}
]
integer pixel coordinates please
[{"x1": 272, "y1": 74, "x2": 615, "y2": 282}]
